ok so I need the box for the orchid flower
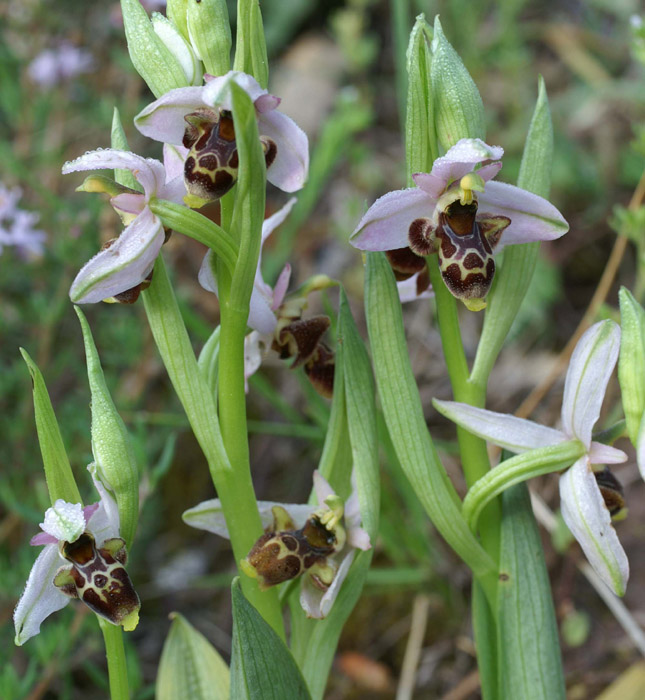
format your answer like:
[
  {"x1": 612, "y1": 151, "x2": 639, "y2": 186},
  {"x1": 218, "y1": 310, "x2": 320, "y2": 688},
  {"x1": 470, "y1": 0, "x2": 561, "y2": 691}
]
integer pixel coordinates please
[
  {"x1": 14, "y1": 465, "x2": 140, "y2": 645},
  {"x1": 350, "y1": 138, "x2": 569, "y2": 310},
  {"x1": 134, "y1": 70, "x2": 309, "y2": 206},
  {"x1": 183, "y1": 471, "x2": 370, "y2": 619},
  {"x1": 62, "y1": 148, "x2": 186, "y2": 304},
  {"x1": 435, "y1": 320, "x2": 629, "y2": 595}
]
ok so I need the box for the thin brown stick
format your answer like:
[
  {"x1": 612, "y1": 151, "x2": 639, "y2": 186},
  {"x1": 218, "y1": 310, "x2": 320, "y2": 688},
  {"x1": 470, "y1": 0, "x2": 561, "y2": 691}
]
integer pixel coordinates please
[
  {"x1": 396, "y1": 595, "x2": 432, "y2": 700},
  {"x1": 515, "y1": 170, "x2": 645, "y2": 420}
]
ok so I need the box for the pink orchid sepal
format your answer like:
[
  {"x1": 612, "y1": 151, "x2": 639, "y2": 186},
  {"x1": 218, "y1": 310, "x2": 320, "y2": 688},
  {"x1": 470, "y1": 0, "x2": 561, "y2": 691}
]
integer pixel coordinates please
[
  {"x1": 14, "y1": 465, "x2": 139, "y2": 645},
  {"x1": 351, "y1": 138, "x2": 569, "y2": 310},
  {"x1": 62, "y1": 148, "x2": 186, "y2": 304},
  {"x1": 134, "y1": 70, "x2": 309, "y2": 194},
  {"x1": 435, "y1": 320, "x2": 629, "y2": 595},
  {"x1": 182, "y1": 471, "x2": 370, "y2": 619}
]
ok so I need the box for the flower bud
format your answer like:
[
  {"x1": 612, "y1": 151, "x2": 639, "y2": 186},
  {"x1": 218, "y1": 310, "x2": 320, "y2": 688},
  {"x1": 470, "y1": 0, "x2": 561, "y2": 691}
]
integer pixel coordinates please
[
  {"x1": 166, "y1": 0, "x2": 189, "y2": 41},
  {"x1": 187, "y1": 0, "x2": 231, "y2": 77},
  {"x1": 430, "y1": 16, "x2": 485, "y2": 149},
  {"x1": 152, "y1": 12, "x2": 202, "y2": 86},
  {"x1": 75, "y1": 308, "x2": 139, "y2": 548},
  {"x1": 120, "y1": 0, "x2": 191, "y2": 98}
]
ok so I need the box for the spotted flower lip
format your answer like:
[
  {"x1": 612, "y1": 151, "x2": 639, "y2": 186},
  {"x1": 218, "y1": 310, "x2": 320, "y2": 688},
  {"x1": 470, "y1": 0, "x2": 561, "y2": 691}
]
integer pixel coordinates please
[
  {"x1": 14, "y1": 466, "x2": 123, "y2": 645},
  {"x1": 350, "y1": 138, "x2": 569, "y2": 253},
  {"x1": 62, "y1": 148, "x2": 186, "y2": 304},
  {"x1": 434, "y1": 320, "x2": 629, "y2": 595},
  {"x1": 134, "y1": 71, "x2": 309, "y2": 193},
  {"x1": 182, "y1": 471, "x2": 370, "y2": 619}
]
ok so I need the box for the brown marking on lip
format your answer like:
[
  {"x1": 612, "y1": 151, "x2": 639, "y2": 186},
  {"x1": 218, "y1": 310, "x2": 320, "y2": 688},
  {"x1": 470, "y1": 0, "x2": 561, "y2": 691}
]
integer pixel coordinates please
[{"x1": 463, "y1": 252, "x2": 485, "y2": 270}]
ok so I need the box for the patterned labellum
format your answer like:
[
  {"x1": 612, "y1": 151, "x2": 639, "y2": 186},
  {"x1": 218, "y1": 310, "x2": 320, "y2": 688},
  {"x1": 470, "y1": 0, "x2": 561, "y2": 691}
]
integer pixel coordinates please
[
  {"x1": 433, "y1": 201, "x2": 510, "y2": 308},
  {"x1": 53, "y1": 532, "x2": 140, "y2": 629},
  {"x1": 243, "y1": 507, "x2": 337, "y2": 590},
  {"x1": 183, "y1": 108, "x2": 239, "y2": 203}
]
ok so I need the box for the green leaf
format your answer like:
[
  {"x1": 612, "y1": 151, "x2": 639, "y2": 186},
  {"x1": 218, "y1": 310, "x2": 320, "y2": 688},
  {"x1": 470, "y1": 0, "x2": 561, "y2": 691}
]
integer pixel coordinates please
[
  {"x1": 230, "y1": 579, "x2": 311, "y2": 700},
  {"x1": 497, "y1": 483, "x2": 565, "y2": 699},
  {"x1": 111, "y1": 108, "x2": 139, "y2": 191},
  {"x1": 618, "y1": 287, "x2": 645, "y2": 446},
  {"x1": 75, "y1": 308, "x2": 139, "y2": 548},
  {"x1": 405, "y1": 14, "x2": 436, "y2": 179},
  {"x1": 430, "y1": 16, "x2": 485, "y2": 149},
  {"x1": 19, "y1": 349, "x2": 81, "y2": 505},
  {"x1": 364, "y1": 251, "x2": 495, "y2": 579},
  {"x1": 290, "y1": 291, "x2": 380, "y2": 700},
  {"x1": 156, "y1": 613, "x2": 230, "y2": 700},
  {"x1": 233, "y1": 0, "x2": 269, "y2": 88},
  {"x1": 471, "y1": 76, "x2": 554, "y2": 389},
  {"x1": 187, "y1": 0, "x2": 231, "y2": 76},
  {"x1": 120, "y1": 0, "x2": 190, "y2": 98}
]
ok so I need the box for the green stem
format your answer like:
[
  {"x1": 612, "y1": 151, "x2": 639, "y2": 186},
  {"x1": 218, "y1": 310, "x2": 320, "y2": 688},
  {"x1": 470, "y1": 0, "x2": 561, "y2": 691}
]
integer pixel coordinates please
[
  {"x1": 142, "y1": 256, "x2": 284, "y2": 638},
  {"x1": 99, "y1": 619, "x2": 129, "y2": 700},
  {"x1": 427, "y1": 257, "x2": 502, "y2": 567}
]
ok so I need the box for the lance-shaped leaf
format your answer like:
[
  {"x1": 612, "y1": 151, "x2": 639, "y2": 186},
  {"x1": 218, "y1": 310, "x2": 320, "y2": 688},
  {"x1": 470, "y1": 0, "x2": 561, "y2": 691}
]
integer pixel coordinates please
[
  {"x1": 471, "y1": 77, "x2": 554, "y2": 388},
  {"x1": 364, "y1": 251, "x2": 495, "y2": 578},
  {"x1": 405, "y1": 14, "x2": 436, "y2": 179},
  {"x1": 187, "y1": 0, "x2": 231, "y2": 76},
  {"x1": 497, "y1": 483, "x2": 565, "y2": 699},
  {"x1": 230, "y1": 579, "x2": 311, "y2": 700},
  {"x1": 233, "y1": 0, "x2": 268, "y2": 89},
  {"x1": 19, "y1": 349, "x2": 81, "y2": 505},
  {"x1": 156, "y1": 613, "x2": 230, "y2": 700},
  {"x1": 76, "y1": 308, "x2": 139, "y2": 549},
  {"x1": 430, "y1": 16, "x2": 484, "y2": 149},
  {"x1": 120, "y1": 0, "x2": 191, "y2": 98}
]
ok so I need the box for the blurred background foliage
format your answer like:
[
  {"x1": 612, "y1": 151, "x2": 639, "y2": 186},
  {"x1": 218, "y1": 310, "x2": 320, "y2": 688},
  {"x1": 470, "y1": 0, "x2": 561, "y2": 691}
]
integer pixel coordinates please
[{"x1": 2, "y1": 0, "x2": 645, "y2": 697}]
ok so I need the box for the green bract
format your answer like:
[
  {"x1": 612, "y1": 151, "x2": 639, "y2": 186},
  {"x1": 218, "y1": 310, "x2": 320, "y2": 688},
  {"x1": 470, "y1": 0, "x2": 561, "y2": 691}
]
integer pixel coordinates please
[
  {"x1": 120, "y1": 0, "x2": 191, "y2": 97},
  {"x1": 76, "y1": 308, "x2": 139, "y2": 549},
  {"x1": 430, "y1": 15, "x2": 485, "y2": 149},
  {"x1": 187, "y1": 0, "x2": 231, "y2": 76}
]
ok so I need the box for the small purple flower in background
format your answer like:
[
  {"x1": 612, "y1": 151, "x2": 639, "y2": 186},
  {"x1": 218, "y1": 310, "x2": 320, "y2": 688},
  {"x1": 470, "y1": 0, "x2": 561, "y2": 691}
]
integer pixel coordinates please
[
  {"x1": 135, "y1": 71, "x2": 309, "y2": 207},
  {"x1": 62, "y1": 149, "x2": 186, "y2": 304},
  {"x1": 28, "y1": 44, "x2": 94, "y2": 87},
  {"x1": 350, "y1": 138, "x2": 569, "y2": 311},
  {"x1": 0, "y1": 184, "x2": 46, "y2": 258},
  {"x1": 182, "y1": 471, "x2": 371, "y2": 619},
  {"x1": 435, "y1": 320, "x2": 629, "y2": 595}
]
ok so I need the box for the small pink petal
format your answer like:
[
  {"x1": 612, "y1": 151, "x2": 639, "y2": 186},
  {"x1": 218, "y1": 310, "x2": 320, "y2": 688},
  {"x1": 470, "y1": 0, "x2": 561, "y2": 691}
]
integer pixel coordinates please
[
  {"x1": 271, "y1": 264, "x2": 291, "y2": 310},
  {"x1": 255, "y1": 93, "x2": 281, "y2": 113},
  {"x1": 261, "y1": 197, "x2": 297, "y2": 243},
  {"x1": 397, "y1": 271, "x2": 433, "y2": 303},
  {"x1": 412, "y1": 172, "x2": 448, "y2": 199},
  {"x1": 477, "y1": 161, "x2": 503, "y2": 183},
  {"x1": 313, "y1": 470, "x2": 335, "y2": 505},
  {"x1": 348, "y1": 527, "x2": 371, "y2": 551},
  {"x1": 111, "y1": 192, "x2": 146, "y2": 216},
  {"x1": 350, "y1": 188, "x2": 434, "y2": 251},
  {"x1": 30, "y1": 532, "x2": 58, "y2": 546},
  {"x1": 588, "y1": 442, "x2": 628, "y2": 465},
  {"x1": 82, "y1": 503, "x2": 100, "y2": 524},
  {"x1": 163, "y1": 143, "x2": 188, "y2": 182}
]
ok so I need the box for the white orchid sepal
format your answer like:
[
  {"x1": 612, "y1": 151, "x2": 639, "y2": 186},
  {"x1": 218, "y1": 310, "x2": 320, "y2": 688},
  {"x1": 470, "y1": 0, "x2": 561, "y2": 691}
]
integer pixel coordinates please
[{"x1": 435, "y1": 320, "x2": 629, "y2": 596}]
